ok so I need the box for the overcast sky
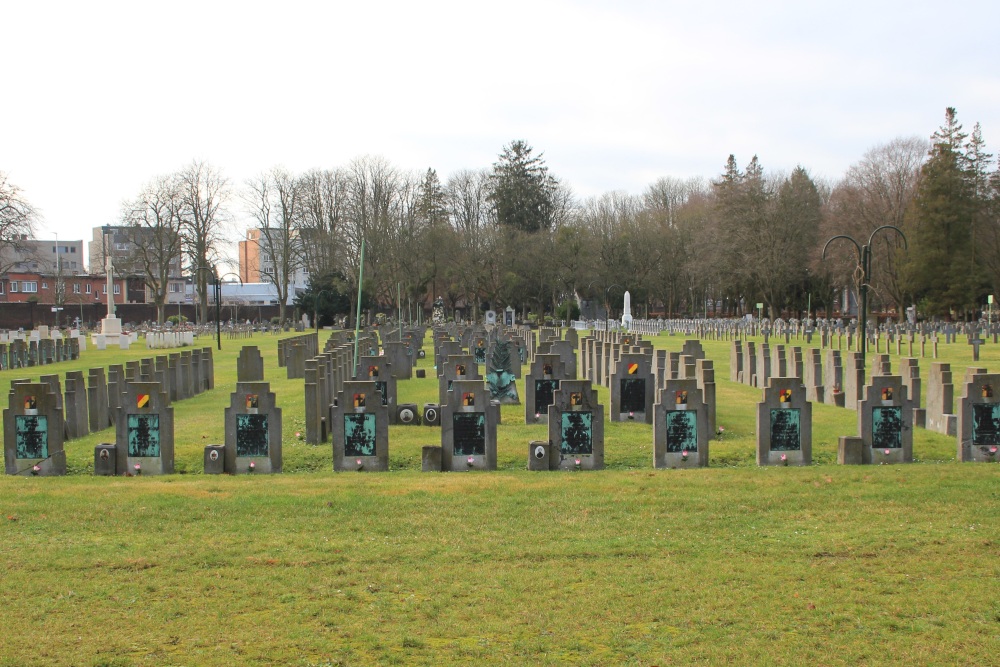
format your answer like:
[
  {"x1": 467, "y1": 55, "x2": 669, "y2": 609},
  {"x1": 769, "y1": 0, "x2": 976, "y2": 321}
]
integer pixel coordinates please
[{"x1": 4, "y1": 0, "x2": 999, "y2": 270}]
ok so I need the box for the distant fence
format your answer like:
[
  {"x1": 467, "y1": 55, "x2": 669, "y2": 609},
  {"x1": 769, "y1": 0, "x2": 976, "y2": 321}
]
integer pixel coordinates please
[{"x1": 0, "y1": 303, "x2": 284, "y2": 330}]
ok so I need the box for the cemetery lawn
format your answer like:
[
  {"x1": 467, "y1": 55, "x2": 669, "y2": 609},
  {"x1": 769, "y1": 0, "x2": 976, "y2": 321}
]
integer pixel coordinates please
[{"x1": 0, "y1": 332, "x2": 997, "y2": 666}]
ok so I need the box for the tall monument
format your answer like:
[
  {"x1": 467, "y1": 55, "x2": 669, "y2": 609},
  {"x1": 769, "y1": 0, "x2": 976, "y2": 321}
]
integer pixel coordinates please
[
  {"x1": 621, "y1": 290, "x2": 633, "y2": 331},
  {"x1": 92, "y1": 254, "x2": 127, "y2": 348}
]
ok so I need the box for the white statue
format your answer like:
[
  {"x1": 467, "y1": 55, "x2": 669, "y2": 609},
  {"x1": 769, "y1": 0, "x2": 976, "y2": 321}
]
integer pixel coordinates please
[{"x1": 621, "y1": 290, "x2": 633, "y2": 330}]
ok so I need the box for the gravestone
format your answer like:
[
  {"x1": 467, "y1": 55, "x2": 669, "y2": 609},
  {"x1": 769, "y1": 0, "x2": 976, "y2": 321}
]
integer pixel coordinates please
[
  {"x1": 926, "y1": 362, "x2": 957, "y2": 436},
  {"x1": 224, "y1": 381, "x2": 282, "y2": 474},
  {"x1": 64, "y1": 370, "x2": 90, "y2": 440},
  {"x1": 383, "y1": 341, "x2": 413, "y2": 380},
  {"x1": 115, "y1": 382, "x2": 174, "y2": 475},
  {"x1": 858, "y1": 375, "x2": 912, "y2": 465},
  {"x1": 439, "y1": 379, "x2": 497, "y2": 471},
  {"x1": 438, "y1": 354, "x2": 481, "y2": 406},
  {"x1": 823, "y1": 350, "x2": 845, "y2": 407},
  {"x1": 653, "y1": 378, "x2": 708, "y2": 468},
  {"x1": 331, "y1": 380, "x2": 389, "y2": 471},
  {"x1": 547, "y1": 379, "x2": 605, "y2": 470},
  {"x1": 4, "y1": 382, "x2": 66, "y2": 476},
  {"x1": 756, "y1": 378, "x2": 812, "y2": 466},
  {"x1": 609, "y1": 353, "x2": 655, "y2": 423},
  {"x1": 524, "y1": 354, "x2": 567, "y2": 425},
  {"x1": 237, "y1": 345, "x2": 265, "y2": 382},
  {"x1": 87, "y1": 368, "x2": 110, "y2": 432},
  {"x1": 358, "y1": 355, "x2": 397, "y2": 422},
  {"x1": 956, "y1": 372, "x2": 1000, "y2": 462}
]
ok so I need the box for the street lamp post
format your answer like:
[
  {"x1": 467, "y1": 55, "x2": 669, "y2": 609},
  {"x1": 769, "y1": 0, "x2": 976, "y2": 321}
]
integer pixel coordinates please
[
  {"x1": 196, "y1": 266, "x2": 222, "y2": 351},
  {"x1": 822, "y1": 225, "x2": 907, "y2": 373}
]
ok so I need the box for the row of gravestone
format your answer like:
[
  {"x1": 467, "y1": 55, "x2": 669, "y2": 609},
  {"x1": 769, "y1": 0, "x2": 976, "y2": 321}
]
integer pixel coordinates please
[
  {"x1": 3, "y1": 348, "x2": 215, "y2": 476},
  {"x1": 0, "y1": 337, "x2": 81, "y2": 370}
]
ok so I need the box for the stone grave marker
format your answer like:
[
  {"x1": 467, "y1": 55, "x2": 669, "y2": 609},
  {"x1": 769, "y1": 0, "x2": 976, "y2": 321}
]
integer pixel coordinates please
[
  {"x1": 438, "y1": 354, "x2": 481, "y2": 406},
  {"x1": 358, "y1": 355, "x2": 397, "y2": 422},
  {"x1": 858, "y1": 375, "x2": 912, "y2": 465},
  {"x1": 440, "y1": 379, "x2": 497, "y2": 471},
  {"x1": 609, "y1": 352, "x2": 654, "y2": 423},
  {"x1": 331, "y1": 380, "x2": 389, "y2": 471},
  {"x1": 114, "y1": 382, "x2": 174, "y2": 475},
  {"x1": 64, "y1": 370, "x2": 89, "y2": 440},
  {"x1": 485, "y1": 339, "x2": 520, "y2": 404},
  {"x1": 956, "y1": 372, "x2": 1000, "y2": 462},
  {"x1": 653, "y1": 378, "x2": 708, "y2": 468},
  {"x1": 525, "y1": 353, "x2": 566, "y2": 425},
  {"x1": 926, "y1": 362, "x2": 957, "y2": 436},
  {"x1": 756, "y1": 378, "x2": 812, "y2": 466},
  {"x1": 4, "y1": 382, "x2": 66, "y2": 476},
  {"x1": 224, "y1": 381, "x2": 282, "y2": 474},
  {"x1": 87, "y1": 367, "x2": 110, "y2": 432},
  {"x1": 546, "y1": 379, "x2": 605, "y2": 470}
]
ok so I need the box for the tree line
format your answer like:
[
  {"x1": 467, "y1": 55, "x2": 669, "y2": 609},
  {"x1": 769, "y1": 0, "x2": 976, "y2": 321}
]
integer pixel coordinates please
[{"x1": 3, "y1": 108, "x2": 999, "y2": 325}]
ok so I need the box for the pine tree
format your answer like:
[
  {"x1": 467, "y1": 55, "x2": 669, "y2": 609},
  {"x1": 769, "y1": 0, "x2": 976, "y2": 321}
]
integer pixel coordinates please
[
  {"x1": 488, "y1": 140, "x2": 558, "y2": 233},
  {"x1": 903, "y1": 108, "x2": 978, "y2": 317}
]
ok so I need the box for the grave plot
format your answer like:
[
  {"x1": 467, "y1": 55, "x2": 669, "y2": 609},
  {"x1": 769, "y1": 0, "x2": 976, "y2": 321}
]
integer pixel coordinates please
[
  {"x1": 653, "y1": 378, "x2": 709, "y2": 469},
  {"x1": 331, "y1": 380, "x2": 389, "y2": 472},
  {"x1": 957, "y1": 371, "x2": 1000, "y2": 462},
  {"x1": 358, "y1": 355, "x2": 398, "y2": 421},
  {"x1": 4, "y1": 382, "x2": 66, "y2": 476},
  {"x1": 756, "y1": 378, "x2": 812, "y2": 466},
  {"x1": 524, "y1": 354, "x2": 567, "y2": 424},
  {"x1": 222, "y1": 381, "x2": 282, "y2": 474},
  {"x1": 609, "y1": 353, "x2": 655, "y2": 423},
  {"x1": 858, "y1": 375, "x2": 912, "y2": 465},
  {"x1": 438, "y1": 379, "x2": 497, "y2": 471},
  {"x1": 545, "y1": 379, "x2": 605, "y2": 471},
  {"x1": 114, "y1": 382, "x2": 174, "y2": 476}
]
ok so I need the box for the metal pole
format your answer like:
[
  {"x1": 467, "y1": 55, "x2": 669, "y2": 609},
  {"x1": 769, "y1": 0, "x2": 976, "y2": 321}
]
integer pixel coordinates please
[
  {"x1": 215, "y1": 278, "x2": 222, "y2": 351},
  {"x1": 398, "y1": 283, "x2": 402, "y2": 342},
  {"x1": 352, "y1": 239, "x2": 366, "y2": 378}
]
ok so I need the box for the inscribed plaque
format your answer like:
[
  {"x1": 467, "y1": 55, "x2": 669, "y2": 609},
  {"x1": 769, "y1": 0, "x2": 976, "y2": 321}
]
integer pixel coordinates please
[
  {"x1": 15, "y1": 415, "x2": 48, "y2": 459},
  {"x1": 236, "y1": 414, "x2": 269, "y2": 457},
  {"x1": 620, "y1": 378, "x2": 645, "y2": 413},
  {"x1": 453, "y1": 412, "x2": 485, "y2": 456},
  {"x1": 534, "y1": 379, "x2": 559, "y2": 416},
  {"x1": 127, "y1": 414, "x2": 161, "y2": 457},
  {"x1": 872, "y1": 406, "x2": 902, "y2": 449},
  {"x1": 561, "y1": 411, "x2": 593, "y2": 455},
  {"x1": 344, "y1": 413, "x2": 376, "y2": 457},
  {"x1": 972, "y1": 403, "x2": 1000, "y2": 446},
  {"x1": 769, "y1": 408, "x2": 801, "y2": 451},
  {"x1": 665, "y1": 410, "x2": 697, "y2": 452}
]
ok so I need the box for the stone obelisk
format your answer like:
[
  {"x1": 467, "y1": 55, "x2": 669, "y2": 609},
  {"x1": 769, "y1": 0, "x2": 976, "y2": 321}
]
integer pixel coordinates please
[{"x1": 621, "y1": 290, "x2": 633, "y2": 331}]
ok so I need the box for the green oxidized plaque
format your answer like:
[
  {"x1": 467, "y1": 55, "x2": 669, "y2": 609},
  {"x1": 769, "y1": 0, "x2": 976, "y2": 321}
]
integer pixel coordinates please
[
  {"x1": 236, "y1": 414, "x2": 269, "y2": 457},
  {"x1": 971, "y1": 403, "x2": 1000, "y2": 446},
  {"x1": 127, "y1": 414, "x2": 160, "y2": 458},
  {"x1": 665, "y1": 410, "x2": 697, "y2": 453},
  {"x1": 453, "y1": 412, "x2": 485, "y2": 456},
  {"x1": 872, "y1": 406, "x2": 902, "y2": 449},
  {"x1": 561, "y1": 411, "x2": 593, "y2": 455},
  {"x1": 769, "y1": 408, "x2": 800, "y2": 451},
  {"x1": 345, "y1": 413, "x2": 376, "y2": 457},
  {"x1": 15, "y1": 415, "x2": 48, "y2": 459}
]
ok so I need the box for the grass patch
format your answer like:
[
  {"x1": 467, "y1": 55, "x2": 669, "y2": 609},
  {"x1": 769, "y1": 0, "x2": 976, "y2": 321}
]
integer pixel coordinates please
[{"x1": 0, "y1": 331, "x2": 998, "y2": 665}]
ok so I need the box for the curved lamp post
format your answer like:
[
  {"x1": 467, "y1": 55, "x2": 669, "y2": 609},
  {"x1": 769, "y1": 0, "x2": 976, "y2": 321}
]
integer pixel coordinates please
[
  {"x1": 196, "y1": 266, "x2": 222, "y2": 351},
  {"x1": 822, "y1": 225, "x2": 907, "y2": 372}
]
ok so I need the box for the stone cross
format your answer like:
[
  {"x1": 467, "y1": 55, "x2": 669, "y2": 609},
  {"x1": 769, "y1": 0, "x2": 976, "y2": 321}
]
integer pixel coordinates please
[{"x1": 968, "y1": 333, "x2": 985, "y2": 361}]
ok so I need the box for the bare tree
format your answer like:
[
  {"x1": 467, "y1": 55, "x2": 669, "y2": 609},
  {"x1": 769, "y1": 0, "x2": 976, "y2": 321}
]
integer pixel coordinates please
[
  {"x1": 297, "y1": 168, "x2": 350, "y2": 280},
  {"x1": 120, "y1": 175, "x2": 184, "y2": 323},
  {"x1": 826, "y1": 137, "x2": 926, "y2": 317},
  {"x1": 178, "y1": 161, "x2": 229, "y2": 323},
  {"x1": 0, "y1": 171, "x2": 39, "y2": 273},
  {"x1": 243, "y1": 168, "x2": 303, "y2": 323}
]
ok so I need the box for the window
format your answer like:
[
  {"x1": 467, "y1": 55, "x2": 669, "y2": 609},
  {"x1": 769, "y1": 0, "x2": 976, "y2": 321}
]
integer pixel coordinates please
[
  {"x1": 85, "y1": 284, "x2": 92, "y2": 294},
  {"x1": 70, "y1": 247, "x2": 76, "y2": 253},
  {"x1": 10, "y1": 282, "x2": 17, "y2": 292},
  {"x1": 73, "y1": 284, "x2": 80, "y2": 294},
  {"x1": 0, "y1": 282, "x2": 5, "y2": 294},
  {"x1": 22, "y1": 281, "x2": 38, "y2": 293},
  {"x1": 113, "y1": 285, "x2": 120, "y2": 295},
  {"x1": 41, "y1": 282, "x2": 48, "y2": 290},
  {"x1": 169, "y1": 283, "x2": 181, "y2": 293}
]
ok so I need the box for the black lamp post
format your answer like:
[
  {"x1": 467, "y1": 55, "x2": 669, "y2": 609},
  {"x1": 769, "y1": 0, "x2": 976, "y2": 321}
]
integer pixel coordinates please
[
  {"x1": 822, "y1": 225, "x2": 907, "y2": 373},
  {"x1": 196, "y1": 266, "x2": 222, "y2": 351}
]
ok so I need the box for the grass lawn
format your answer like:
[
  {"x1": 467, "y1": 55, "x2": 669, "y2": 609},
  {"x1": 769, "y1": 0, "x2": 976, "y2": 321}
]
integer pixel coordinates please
[{"x1": 0, "y1": 330, "x2": 997, "y2": 666}]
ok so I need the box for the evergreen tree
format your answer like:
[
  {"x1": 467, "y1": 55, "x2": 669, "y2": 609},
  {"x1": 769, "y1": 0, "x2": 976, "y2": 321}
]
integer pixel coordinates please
[
  {"x1": 488, "y1": 140, "x2": 558, "y2": 233},
  {"x1": 903, "y1": 108, "x2": 979, "y2": 317}
]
